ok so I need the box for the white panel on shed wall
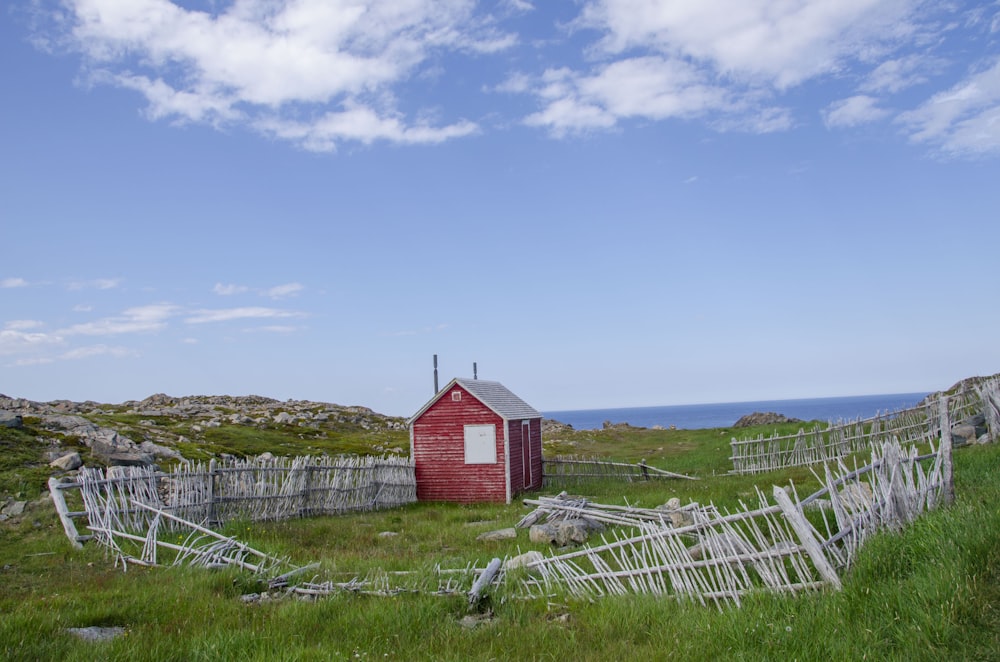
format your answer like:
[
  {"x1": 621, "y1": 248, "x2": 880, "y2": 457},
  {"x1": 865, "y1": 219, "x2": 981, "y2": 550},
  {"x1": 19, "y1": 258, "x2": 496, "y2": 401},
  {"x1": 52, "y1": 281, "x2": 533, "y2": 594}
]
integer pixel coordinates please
[{"x1": 464, "y1": 424, "x2": 497, "y2": 464}]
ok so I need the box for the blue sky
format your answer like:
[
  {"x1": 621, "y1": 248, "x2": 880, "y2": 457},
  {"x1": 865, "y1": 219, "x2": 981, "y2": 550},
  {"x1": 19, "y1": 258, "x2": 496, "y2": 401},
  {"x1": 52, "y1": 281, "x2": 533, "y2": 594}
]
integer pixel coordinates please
[{"x1": 2, "y1": 0, "x2": 999, "y2": 416}]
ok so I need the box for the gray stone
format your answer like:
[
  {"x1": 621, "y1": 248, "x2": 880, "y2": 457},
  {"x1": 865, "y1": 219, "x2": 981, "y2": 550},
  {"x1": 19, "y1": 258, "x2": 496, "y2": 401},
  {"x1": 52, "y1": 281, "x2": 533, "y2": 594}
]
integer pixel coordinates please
[
  {"x1": 554, "y1": 520, "x2": 590, "y2": 546},
  {"x1": 529, "y1": 523, "x2": 559, "y2": 545},
  {"x1": 66, "y1": 626, "x2": 126, "y2": 642},
  {"x1": 951, "y1": 424, "x2": 977, "y2": 444},
  {"x1": 1, "y1": 501, "x2": 27, "y2": 517},
  {"x1": 50, "y1": 452, "x2": 82, "y2": 471},
  {"x1": 0, "y1": 411, "x2": 23, "y2": 428},
  {"x1": 503, "y1": 550, "x2": 545, "y2": 574},
  {"x1": 476, "y1": 527, "x2": 517, "y2": 542},
  {"x1": 668, "y1": 510, "x2": 694, "y2": 528},
  {"x1": 273, "y1": 412, "x2": 296, "y2": 424}
]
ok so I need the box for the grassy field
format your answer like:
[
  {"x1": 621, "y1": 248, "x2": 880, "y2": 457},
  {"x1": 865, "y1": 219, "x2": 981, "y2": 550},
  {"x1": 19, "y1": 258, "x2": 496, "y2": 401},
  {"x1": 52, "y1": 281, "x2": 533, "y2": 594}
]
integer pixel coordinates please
[{"x1": 2, "y1": 418, "x2": 998, "y2": 661}]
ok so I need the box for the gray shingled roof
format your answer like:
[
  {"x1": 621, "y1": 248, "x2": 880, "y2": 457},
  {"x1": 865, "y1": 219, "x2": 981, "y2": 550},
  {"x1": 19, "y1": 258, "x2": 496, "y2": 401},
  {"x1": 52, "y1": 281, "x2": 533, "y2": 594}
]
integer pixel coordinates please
[{"x1": 453, "y1": 378, "x2": 541, "y2": 420}]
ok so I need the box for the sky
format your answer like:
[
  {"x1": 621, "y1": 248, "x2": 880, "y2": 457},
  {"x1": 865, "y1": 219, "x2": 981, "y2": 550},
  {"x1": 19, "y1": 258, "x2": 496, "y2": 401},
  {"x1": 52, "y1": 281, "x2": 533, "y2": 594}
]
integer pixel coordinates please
[{"x1": 2, "y1": 0, "x2": 999, "y2": 417}]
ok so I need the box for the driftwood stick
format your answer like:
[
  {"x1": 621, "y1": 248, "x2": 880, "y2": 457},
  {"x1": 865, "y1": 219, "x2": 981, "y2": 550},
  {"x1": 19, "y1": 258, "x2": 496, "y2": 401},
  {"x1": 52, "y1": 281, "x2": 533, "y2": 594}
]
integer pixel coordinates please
[{"x1": 468, "y1": 557, "x2": 502, "y2": 608}]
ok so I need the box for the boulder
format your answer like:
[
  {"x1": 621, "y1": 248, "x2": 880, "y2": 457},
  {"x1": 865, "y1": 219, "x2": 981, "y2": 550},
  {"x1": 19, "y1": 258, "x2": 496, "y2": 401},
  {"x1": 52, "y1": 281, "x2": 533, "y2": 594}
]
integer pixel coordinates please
[
  {"x1": 477, "y1": 527, "x2": 517, "y2": 542},
  {"x1": 528, "y1": 523, "x2": 559, "y2": 545},
  {"x1": 503, "y1": 550, "x2": 545, "y2": 575},
  {"x1": 733, "y1": 412, "x2": 803, "y2": 428},
  {"x1": 554, "y1": 519, "x2": 591, "y2": 546},
  {"x1": 0, "y1": 411, "x2": 23, "y2": 428},
  {"x1": 1, "y1": 501, "x2": 27, "y2": 517},
  {"x1": 50, "y1": 452, "x2": 82, "y2": 471}
]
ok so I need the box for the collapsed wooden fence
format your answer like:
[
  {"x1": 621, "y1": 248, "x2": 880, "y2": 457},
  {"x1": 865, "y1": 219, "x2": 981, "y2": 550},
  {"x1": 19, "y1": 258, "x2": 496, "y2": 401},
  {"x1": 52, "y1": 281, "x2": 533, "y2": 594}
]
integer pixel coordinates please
[
  {"x1": 729, "y1": 384, "x2": 994, "y2": 475},
  {"x1": 49, "y1": 454, "x2": 416, "y2": 548},
  {"x1": 518, "y1": 431, "x2": 953, "y2": 608}
]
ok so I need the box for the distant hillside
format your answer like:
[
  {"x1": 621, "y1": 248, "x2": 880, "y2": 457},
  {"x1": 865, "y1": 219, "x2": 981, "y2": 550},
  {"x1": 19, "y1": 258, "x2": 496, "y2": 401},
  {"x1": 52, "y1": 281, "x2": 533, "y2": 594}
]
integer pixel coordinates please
[{"x1": 0, "y1": 393, "x2": 410, "y2": 491}]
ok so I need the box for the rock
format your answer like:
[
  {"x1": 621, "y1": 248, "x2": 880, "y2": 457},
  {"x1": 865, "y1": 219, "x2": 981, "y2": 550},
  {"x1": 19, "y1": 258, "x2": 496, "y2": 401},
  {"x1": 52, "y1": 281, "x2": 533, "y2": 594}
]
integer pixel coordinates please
[
  {"x1": 668, "y1": 510, "x2": 693, "y2": 528},
  {"x1": 476, "y1": 527, "x2": 517, "y2": 542},
  {"x1": 0, "y1": 411, "x2": 23, "y2": 428},
  {"x1": 554, "y1": 520, "x2": 591, "y2": 546},
  {"x1": 951, "y1": 424, "x2": 977, "y2": 445},
  {"x1": 273, "y1": 412, "x2": 296, "y2": 424},
  {"x1": 66, "y1": 626, "x2": 126, "y2": 642},
  {"x1": 529, "y1": 523, "x2": 558, "y2": 545},
  {"x1": 1, "y1": 501, "x2": 27, "y2": 517},
  {"x1": 663, "y1": 497, "x2": 682, "y2": 511},
  {"x1": 503, "y1": 550, "x2": 544, "y2": 573},
  {"x1": 377, "y1": 531, "x2": 399, "y2": 538},
  {"x1": 733, "y1": 412, "x2": 803, "y2": 428},
  {"x1": 139, "y1": 440, "x2": 181, "y2": 460},
  {"x1": 50, "y1": 452, "x2": 82, "y2": 471}
]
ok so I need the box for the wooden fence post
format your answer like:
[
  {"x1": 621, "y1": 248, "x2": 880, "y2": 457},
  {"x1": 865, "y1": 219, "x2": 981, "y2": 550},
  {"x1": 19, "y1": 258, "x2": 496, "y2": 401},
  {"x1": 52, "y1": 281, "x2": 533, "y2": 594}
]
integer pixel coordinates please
[
  {"x1": 207, "y1": 459, "x2": 218, "y2": 525},
  {"x1": 938, "y1": 396, "x2": 954, "y2": 505},
  {"x1": 773, "y1": 486, "x2": 842, "y2": 590},
  {"x1": 48, "y1": 477, "x2": 83, "y2": 549}
]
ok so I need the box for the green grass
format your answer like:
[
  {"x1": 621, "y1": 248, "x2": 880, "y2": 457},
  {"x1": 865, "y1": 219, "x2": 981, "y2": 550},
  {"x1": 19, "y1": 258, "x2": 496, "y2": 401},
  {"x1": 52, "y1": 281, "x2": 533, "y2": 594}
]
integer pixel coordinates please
[{"x1": 2, "y1": 419, "x2": 998, "y2": 660}]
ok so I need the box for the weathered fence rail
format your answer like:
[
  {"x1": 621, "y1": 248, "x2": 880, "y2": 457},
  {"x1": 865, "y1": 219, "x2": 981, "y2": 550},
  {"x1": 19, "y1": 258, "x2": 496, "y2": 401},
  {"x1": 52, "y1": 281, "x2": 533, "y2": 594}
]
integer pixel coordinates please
[
  {"x1": 729, "y1": 385, "x2": 991, "y2": 475},
  {"x1": 542, "y1": 456, "x2": 696, "y2": 485},
  {"x1": 50, "y1": 454, "x2": 416, "y2": 547}
]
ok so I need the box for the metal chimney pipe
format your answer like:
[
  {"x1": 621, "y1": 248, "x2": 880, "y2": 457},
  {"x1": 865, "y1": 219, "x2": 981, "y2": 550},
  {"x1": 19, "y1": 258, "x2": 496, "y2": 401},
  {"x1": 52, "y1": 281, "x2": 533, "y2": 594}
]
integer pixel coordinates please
[
  {"x1": 473, "y1": 362, "x2": 478, "y2": 380},
  {"x1": 433, "y1": 354, "x2": 439, "y2": 393}
]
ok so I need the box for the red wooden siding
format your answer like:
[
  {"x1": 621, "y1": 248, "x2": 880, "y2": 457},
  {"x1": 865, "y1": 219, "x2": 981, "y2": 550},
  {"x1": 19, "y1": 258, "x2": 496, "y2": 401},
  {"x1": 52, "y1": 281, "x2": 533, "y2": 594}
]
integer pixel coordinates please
[{"x1": 412, "y1": 385, "x2": 508, "y2": 503}]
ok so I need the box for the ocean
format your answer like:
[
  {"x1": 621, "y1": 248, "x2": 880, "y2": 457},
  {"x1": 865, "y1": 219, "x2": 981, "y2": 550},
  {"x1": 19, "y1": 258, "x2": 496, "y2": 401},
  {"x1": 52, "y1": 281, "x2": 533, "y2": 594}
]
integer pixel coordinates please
[{"x1": 543, "y1": 392, "x2": 931, "y2": 431}]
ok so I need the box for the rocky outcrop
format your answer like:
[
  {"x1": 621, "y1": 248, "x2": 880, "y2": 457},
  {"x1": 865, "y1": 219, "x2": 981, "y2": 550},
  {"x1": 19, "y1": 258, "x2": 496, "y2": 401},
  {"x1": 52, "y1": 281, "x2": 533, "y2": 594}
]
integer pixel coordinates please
[{"x1": 733, "y1": 412, "x2": 803, "y2": 428}]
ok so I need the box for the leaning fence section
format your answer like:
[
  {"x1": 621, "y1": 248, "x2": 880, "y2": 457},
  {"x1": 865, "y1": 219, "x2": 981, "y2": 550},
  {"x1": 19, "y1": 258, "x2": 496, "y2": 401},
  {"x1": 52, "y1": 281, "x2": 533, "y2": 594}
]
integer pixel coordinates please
[
  {"x1": 729, "y1": 387, "x2": 987, "y2": 475},
  {"x1": 519, "y1": 434, "x2": 950, "y2": 608},
  {"x1": 51, "y1": 454, "x2": 416, "y2": 546}
]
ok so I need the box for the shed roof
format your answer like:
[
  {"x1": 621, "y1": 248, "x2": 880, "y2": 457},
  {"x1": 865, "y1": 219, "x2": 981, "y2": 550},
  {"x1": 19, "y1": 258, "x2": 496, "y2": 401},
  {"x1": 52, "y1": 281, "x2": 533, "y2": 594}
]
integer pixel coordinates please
[{"x1": 409, "y1": 378, "x2": 542, "y2": 424}]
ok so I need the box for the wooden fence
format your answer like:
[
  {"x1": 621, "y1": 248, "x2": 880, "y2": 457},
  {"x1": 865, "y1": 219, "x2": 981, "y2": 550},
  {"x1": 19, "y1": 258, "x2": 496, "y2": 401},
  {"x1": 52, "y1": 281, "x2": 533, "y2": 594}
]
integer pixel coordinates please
[
  {"x1": 518, "y1": 433, "x2": 952, "y2": 608},
  {"x1": 729, "y1": 385, "x2": 990, "y2": 475},
  {"x1": 50, "y1": 454, "x2": 416, "y2": 548},
  {"x1": 542, "y1": 456, "x2": 696, "y2": 485}
]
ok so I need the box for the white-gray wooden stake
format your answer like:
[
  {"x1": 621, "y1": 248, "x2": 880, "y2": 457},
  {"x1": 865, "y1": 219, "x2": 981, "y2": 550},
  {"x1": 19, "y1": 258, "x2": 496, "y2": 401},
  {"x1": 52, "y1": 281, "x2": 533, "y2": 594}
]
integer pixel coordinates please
[
  {"x1": 772, "y1": 485, "x2": 841, "y2": 590},
  {"x1": 938, "y1": 395, "x2": 954, "y2": 505},
  {"x1": 48, "y1": 477, "x2": 83, "y2": 549}
]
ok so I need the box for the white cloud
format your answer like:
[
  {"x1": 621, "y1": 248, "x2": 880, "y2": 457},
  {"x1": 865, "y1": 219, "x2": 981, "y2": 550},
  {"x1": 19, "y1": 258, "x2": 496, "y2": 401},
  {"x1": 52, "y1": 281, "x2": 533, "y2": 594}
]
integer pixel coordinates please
[
  {"x1": 185, "y1": 307, "x2": 305, "y2": 324},
  {"x1": 60, "y1": 344, "x2": 139, "y2": 360},
  {"x1": 262, "y1": 282, "x2": 304, "y2": 299},
  {"x1": 214, "y1": 283, "x2": 249, "y2": 296},
  {"x1": 5, "y1": 320, "x2": 43, "y2": 331},
  {"x1": 823, "y1": 95, "x2": 891, "y2": 128},
  {"x1": 860, "y1": 55, "x2": 939, "y2": 94},
  {"x1": 577, "y1": 0, "x2": 922, "y2": 89},
  {"x1": 254, "y1": 106, "x2": 477, "y2": 152},
  {"x1": 51, "y1": 0, "x2": 507, "y2": 150},
  {"x1": 245, "y1": 325, "x2": 299, "y2": 334},
  {"x1": 61, "y1": 303, "x2": 179, "y2": 336},
  {"x1": 898, "y1": 58, "x2": 1000, "y2": 156},
  {"x1": 1, "y1": 277, "x2": 28, "y2": 288},
  {"x1": 0, "y1": 326, "x2": 65, "y2": 356},
  {"x1": 68, "y1": 278, "x2": 121, "y2": 291}
]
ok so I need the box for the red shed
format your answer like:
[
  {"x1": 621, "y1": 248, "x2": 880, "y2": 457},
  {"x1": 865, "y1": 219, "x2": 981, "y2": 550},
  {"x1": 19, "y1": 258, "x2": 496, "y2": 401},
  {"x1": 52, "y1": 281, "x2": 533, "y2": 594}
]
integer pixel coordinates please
[{"x1": 409, "y1": 378, "x2": 543, "y2": 503}]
